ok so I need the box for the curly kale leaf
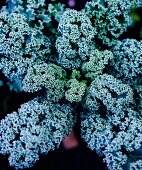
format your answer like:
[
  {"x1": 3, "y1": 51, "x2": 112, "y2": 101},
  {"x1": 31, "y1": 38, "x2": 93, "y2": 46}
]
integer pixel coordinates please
[
  {"x1": 81, "y1": 109, "x2": 142, "y2": 170},
  {"x1": 0, "y1": 9, "x2": 51, "y2": 80},
  {"x1": 83, "y1": 0, "x2": 142, "y2": 46},
  {"x1": 0, "y1": 98, "x2": 75, "y2": 169},
  {"x1": 22, "y1": 62, "x2": 67, "y2": 102},
  {"x1": 84, "y1": 74, "x2": 133, "y2": 113},
  {"x1": 82, "y1": 50, "x2": 113, "y2": 81},
  {"x1": 56, "y1": 9, "x2": 96, "y2": 70},
  {"x1": 111, "y1": 39, "x2": 142, "y2": 85}
]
